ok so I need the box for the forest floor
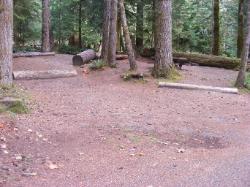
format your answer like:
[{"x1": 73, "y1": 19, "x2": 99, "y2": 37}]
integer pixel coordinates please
[{"x1": 1, "y1": 54, "x2": 250, "y2": 187}]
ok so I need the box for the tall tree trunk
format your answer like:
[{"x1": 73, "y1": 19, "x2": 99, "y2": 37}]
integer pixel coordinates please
[
  {"x1": 212, "y1": 0, "x2": 220, "y2": 56},
  {"x1": 116, "y1": 12, "x2": 122, "y2": 52},
  {"x1": 58, "y1": 0, "x2": 62, "y2": 46},
  {"x1": 78, "y1": 0, "x2": 82, "y2": 49},
  {"x1": 237, "y1": 0, "x2": 244, "y2": 58},
  {"x1": 107, "y1": 0, "x2": 118, "y2": 66},
  {"x1": 42, "y1": 0, "x2": 51, "y2": 52},
  {"x1": 118, "y1": 0, "x2": 137, "y2": 70},
  {"x1": 153, "y1": 0, "x2": 173, "y2": 78},
  {"x1": 236, "y1": 0, "x2": 250, "y2": 88},
  {"x1": 136, "y1": 0, "x2": 144, "y2": 53},
  {"x1": 0, "y1": 0, "x2": 13, "y2": 86},
  {"x1": 101, "y1": 0, "x2": 111, "y2": 62}
]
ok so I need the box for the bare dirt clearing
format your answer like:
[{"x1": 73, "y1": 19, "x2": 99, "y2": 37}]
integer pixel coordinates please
[{"x1": 1, "y1": 54, "x2": 250, "y2": 187}]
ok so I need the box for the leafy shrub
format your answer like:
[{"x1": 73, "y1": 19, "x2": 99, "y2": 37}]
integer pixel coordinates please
[
  {"x1": 89, "y1": 59, "x2": 107, "y2": 70},
  {"x1": 245, "y1": 73, "x2": 250, "y2": 90},
  {"x1": 58, "y1": 45, "x2": 84, "y2": 55}
]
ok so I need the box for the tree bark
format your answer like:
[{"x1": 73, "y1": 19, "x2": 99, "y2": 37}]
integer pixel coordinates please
[
  {"x1": 0, "y1": 0, "x2": 13, "y2": 86},
  {"x1": 116, "y1": 11, "x2": 122, "y2": 52},
  {"x1": 118, "y1": 0, "x2": 137, "y2": 70},
  {"x1": 101, "y1": 0, "x2": 111, "y2": 62},
  {"x1": 153, "y1": 0, "x2": 173, "y2": 78},
  {"x1": 237, "y1": 0, "x2": 244, "y2": 58},
  {"x1": 42, "y1": 0, "x2": 51, "y2": 52},
  {"x1": 107, "y1": 0, "x2": 118, "y2": 66},
  {"x1": 136, "y1": 0, "x2": 144, "y2": 53},
  {"x1": 212, "y1": 0, "x2": 220, "y2": 56},
  {"x1": 78, "y1": 0, "x2": 83, "y2": 49},
  {"x1": 236, "y1": 0, "x2": 250, "y2": 88}
]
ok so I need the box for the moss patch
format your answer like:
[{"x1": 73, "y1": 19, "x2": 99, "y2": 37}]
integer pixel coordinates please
[
  {"x1": 245, "y1": 73, "x2": 250, "y2": 90},
  {"x1": 0, "y1": 85, "x2": 29, "y2": 114}
]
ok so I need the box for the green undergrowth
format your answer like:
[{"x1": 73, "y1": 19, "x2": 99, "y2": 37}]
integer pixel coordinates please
[
  {"x1": 156, "y1": 68, "x2": 182, "y2": 83},
  {"x1": 245, "y1": 73, "x2": 250, "y2": 90},
  {"x1": 89, "y1": 59, "x2": 107, "y2": 70},
  {"x1": 121, "y1": 70, "x2": 149, "y2": 84},
  {"x1": 0, "y1": 85, "x2": 29, "y2": 114}
]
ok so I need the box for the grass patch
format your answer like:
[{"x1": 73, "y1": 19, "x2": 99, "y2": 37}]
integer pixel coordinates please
[
  {"x1": 121, "y1": 71, "x2": 147, "y2": 83},
  {"x1": 0, "y1": 85, "x2": 29, "y2": 114},
  {"x1": 245, "y1": 73, "x2": 250, "y2": 90},
  {"x1": 89, "y1": 59, "x2": 107, "y2": 71},
  {"x1": 156, "y1": 68, "x2": 182, "y2": 83}
]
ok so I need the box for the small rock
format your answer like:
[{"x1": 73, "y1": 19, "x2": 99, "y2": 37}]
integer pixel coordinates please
[
  {"x1": 15, "y1": 154, "x2": 23, "y2": 161},
  {"x1": 47, "y1": 161, "x2": 59, "y2": 170},
  {"x1": 177, "y1": 148, "x2": 185, "y2": 153},
  {"x1": 27, "y1": 129, "x2": 33, "y2": 132},
  {"x1": 139, "y1": 152, "x2": 144, "y2": 156},
  {"x1": 3, "y1": 150, "x2": 9, "y2": 154},
  {"x1": 0, "y1": 144, "x2": 7, "y2": 149},
  {"x1": 0, "y1": 136, "x2": 6, "y2": 142}
]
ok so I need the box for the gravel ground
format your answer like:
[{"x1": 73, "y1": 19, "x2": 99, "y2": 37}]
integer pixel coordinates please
[{"x1": 0, "y1": 55, "x2": 250, "y2": 187}]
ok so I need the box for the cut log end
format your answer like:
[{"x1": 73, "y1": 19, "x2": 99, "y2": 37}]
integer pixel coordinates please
[{"x1": 73, "y1": 55, "x2": 83, "y2": 66}]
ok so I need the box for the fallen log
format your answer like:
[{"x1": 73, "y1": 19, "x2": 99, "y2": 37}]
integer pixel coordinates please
[
  {"x1": 159, "y1": 82, "x2": 239, "y2": 94},
  {"x1": 141, "y1": 48, "x2": 240, "y2": 70},
  {"x1": 95, "y1": 52, "x2": 128, "y2": 60},
  {"x1": 13, "y1": 52, "x2": 55, "y2": 58},
  {"x1": 173, "y1": 52, "x2": 240, "y2": 70},
  {"x1": 13, "y1": 70, "x2": 77, "y2": 80},
  {"x1": 116, "y1": 54, "x2": 128, "y2": 60},
  {"x1": 73, "y1": 49, "x2": 96, "y2": 66}
]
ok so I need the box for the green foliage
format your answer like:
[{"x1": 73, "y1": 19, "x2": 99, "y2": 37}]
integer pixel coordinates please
[
  {"x1": 57, "y1": 45, "x2": 83, "y2": 55},
  {"x1": 245, "y1": 73, "x2": 250, "y2": 90},
  {"x1": 0, "y1": 100, "x2": 28, "y2": 114},
  {"x1": 0, "y1": 85, "x2": 29, "y2": 114},
  {"x1": 89, "y1": 59, "x2": 107, "y2": 71},
  {"x1": 12, "y1": 0, "x2": 240, "y2": 57}
]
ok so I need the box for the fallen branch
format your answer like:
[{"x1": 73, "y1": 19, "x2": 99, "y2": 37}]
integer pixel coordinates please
[
  {"x1": 158, "y1": 82, "x2": 239, "y2": 94},
  {"x1": 13, "y1": 70, "x2": 77, "y2": 80},
  {"x1": 13, "y1": 52, "x2": 56, "y2": 58}
]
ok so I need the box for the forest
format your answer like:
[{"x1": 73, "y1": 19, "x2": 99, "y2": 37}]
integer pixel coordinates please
[{"x1": 0, "y1": 0, "x2": 250, "y2": 186}]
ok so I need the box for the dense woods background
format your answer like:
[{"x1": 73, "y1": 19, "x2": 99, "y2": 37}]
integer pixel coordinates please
[{"x1": 13, "y1": 0, "x2": 241, "y2": 57}]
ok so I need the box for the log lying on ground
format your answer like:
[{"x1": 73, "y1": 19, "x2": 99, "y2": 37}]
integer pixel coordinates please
[
  {"x1": 95, "y1": 52, "x2": 128, "y2": 60},
  {"x1": 159, "y1": 82, "x2": 239, "y2": 94},
  {"x1": 116, "y1": 54, "x2": 128, "y2": 60},
  {"x1": 173, "y1": 52, "x2": 240, "y2": 70},
  {"x1": 141, "y1": 48, "x2": 240, "y2": 69},
  {"x1": 73, "y1": 49, "x2": 96, "y2": 66},
  {"x1": 13, "y1": 70, "x2": 77, "y2": 80},
  {"x1": 13, "y1": 52, "x2": 55, "y2": 58}
]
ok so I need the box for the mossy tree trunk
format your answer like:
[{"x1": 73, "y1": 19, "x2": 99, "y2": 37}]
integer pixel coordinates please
[
  {"x1": 0, "y1": 0, "x2": 13, "y2": 86},
  {"x1": 101, "y1": 0, "x2": 111, "y2": 63},
  {"x1": 236, "y1": 0, "x2": 250, "y2": 88},
  {"x1": 42, "y1": 0, "x2": 51, "y2": 52},
  {"x1": 78, "y1": 0, "x2": 83, "y2": 49},
  {"x1": 237, "y1": 0, "x2": 244, "y2": 58},
  {"x1": 107, "y1": 0, "x2": 118, "y2": 66},
  {"x1": 118, "y1": 0, "x2": 137, "y2": 70},
  {"x1": 136, "y1": 0, "x2": 144, "y2": 53},
  {"x1": 212, "y1": 0, "x2": 220, "y2": 56},
  {"x1": 153, "y1": 0, "x2": 173, "y2": 78}
]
